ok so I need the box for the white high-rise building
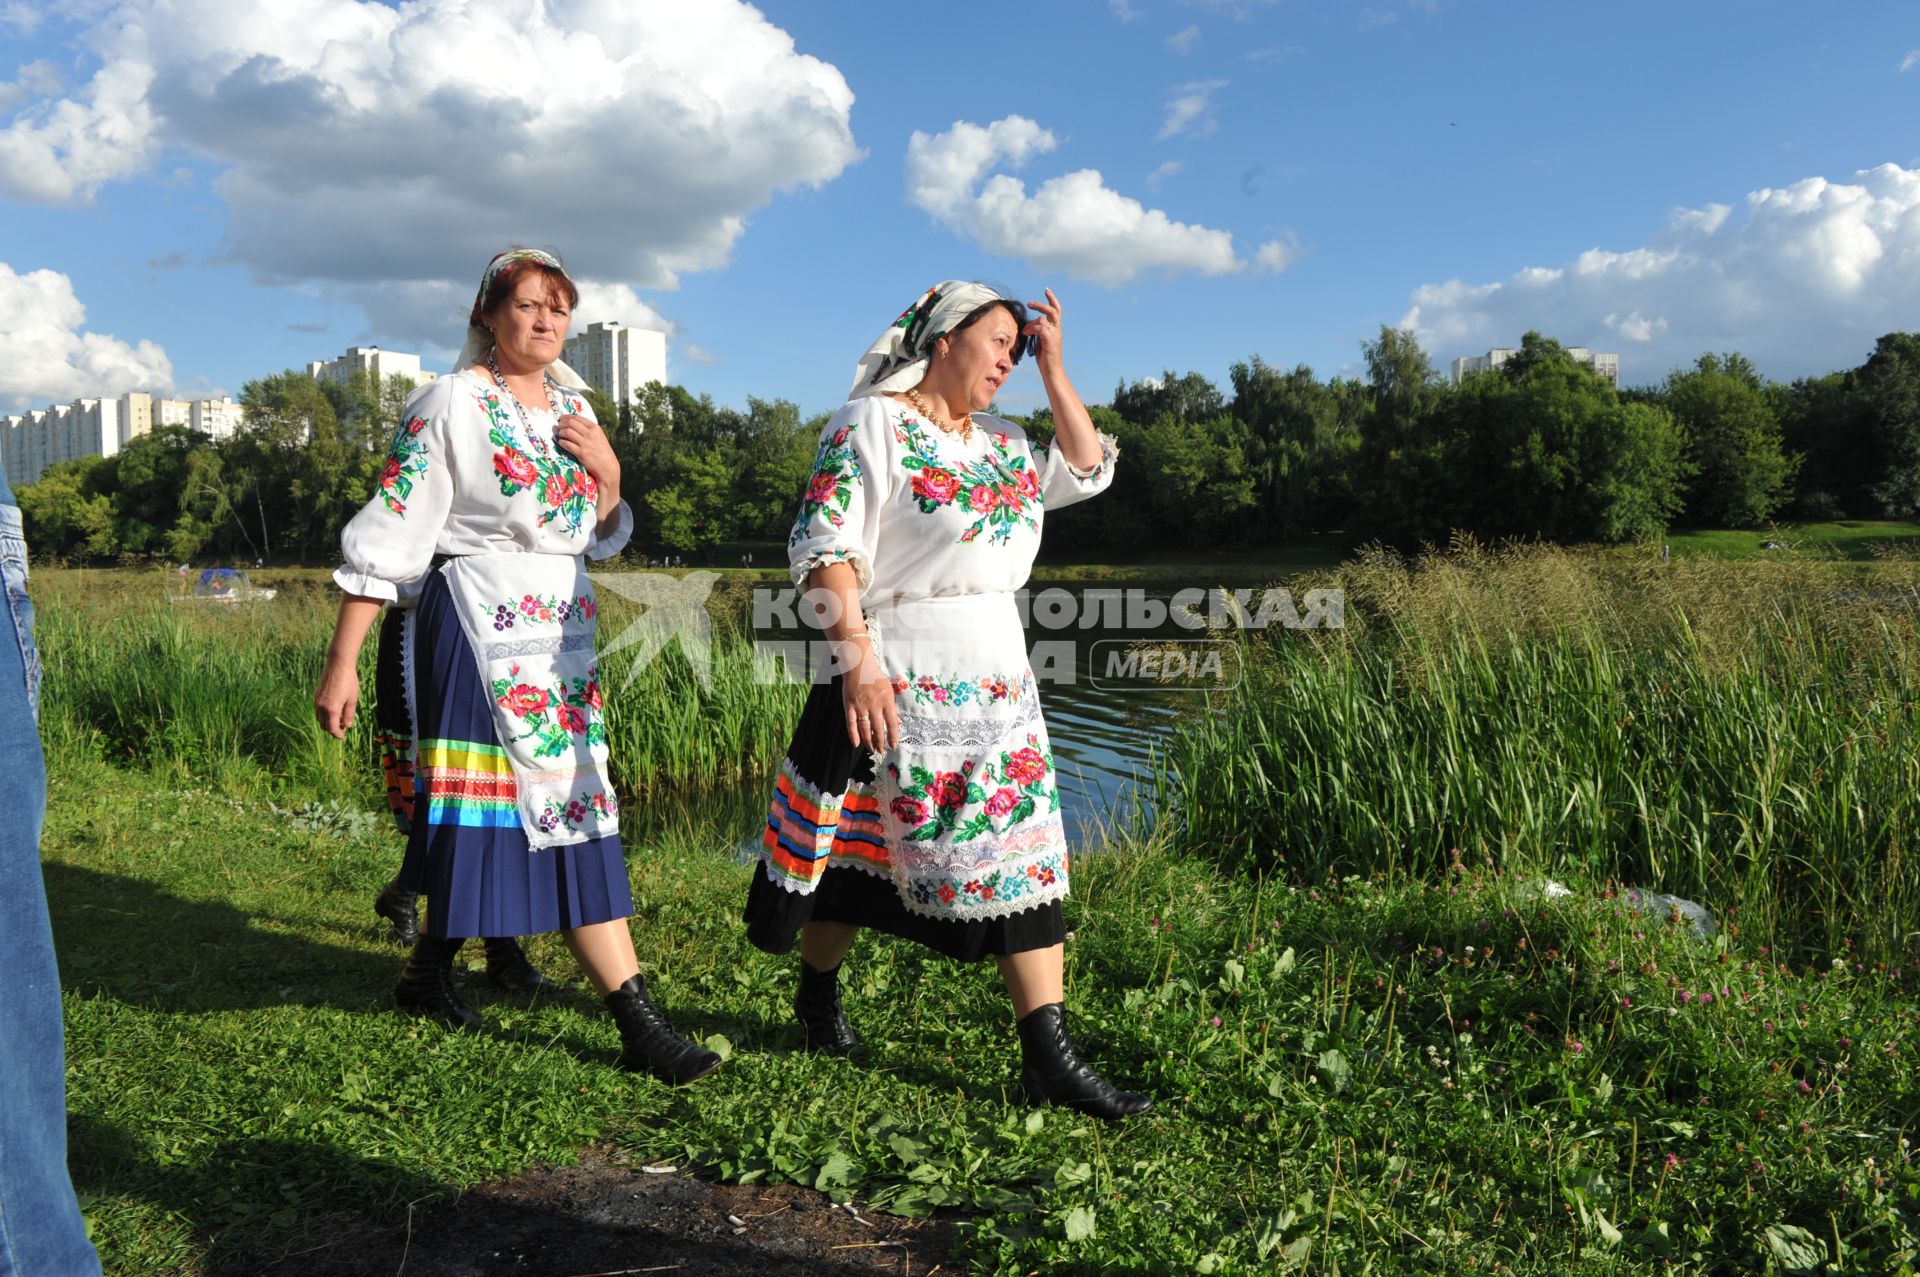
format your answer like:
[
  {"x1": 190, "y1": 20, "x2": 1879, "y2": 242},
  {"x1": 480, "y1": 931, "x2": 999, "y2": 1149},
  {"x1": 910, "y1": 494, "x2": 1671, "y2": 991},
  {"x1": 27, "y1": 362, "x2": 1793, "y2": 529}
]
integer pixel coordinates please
[
  {"x1": 1450, "y1": 345, "x2": 1620, "y2": 387},
  {"x1": 562, "y1": 321, "x2": 667, "y2": 413},
  {"x1": 189, "y1": 397, "x2": 246, "y2": 440},
  {"x1": 307, "y1": 346, "x2": 437, "y2": 390},
  {"x1": 1, "y1": 389, "x2": 242, "y2": 484}
]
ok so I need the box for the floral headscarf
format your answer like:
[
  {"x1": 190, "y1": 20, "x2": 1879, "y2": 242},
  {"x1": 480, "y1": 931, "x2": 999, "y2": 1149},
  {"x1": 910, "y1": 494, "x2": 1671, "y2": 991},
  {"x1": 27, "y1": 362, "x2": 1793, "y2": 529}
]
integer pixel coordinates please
[
  {"x1": 454, "y1": 248, "x2": 588, "y2": 390},
  {"x1": 848, "y1": 281, "x2": 1028, "y2": 399}
]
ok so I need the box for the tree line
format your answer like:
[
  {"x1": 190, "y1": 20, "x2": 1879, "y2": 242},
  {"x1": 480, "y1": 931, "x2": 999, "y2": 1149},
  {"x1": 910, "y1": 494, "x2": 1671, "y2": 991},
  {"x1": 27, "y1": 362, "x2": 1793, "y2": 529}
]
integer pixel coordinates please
[{"x1": 15, "y1": 329, "x2": 1920, "y2": 563}]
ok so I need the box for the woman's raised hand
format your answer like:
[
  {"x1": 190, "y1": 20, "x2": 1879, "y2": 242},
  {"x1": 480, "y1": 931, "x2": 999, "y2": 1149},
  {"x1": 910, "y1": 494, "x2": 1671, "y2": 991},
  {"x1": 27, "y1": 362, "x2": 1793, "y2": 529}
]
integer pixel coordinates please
[
  {"x1": 555, "y1": 414, "x2": 621, "y2": 489},
  {"x1": 1022, "y1": 287, "x2": 1065, "y2": 374}
]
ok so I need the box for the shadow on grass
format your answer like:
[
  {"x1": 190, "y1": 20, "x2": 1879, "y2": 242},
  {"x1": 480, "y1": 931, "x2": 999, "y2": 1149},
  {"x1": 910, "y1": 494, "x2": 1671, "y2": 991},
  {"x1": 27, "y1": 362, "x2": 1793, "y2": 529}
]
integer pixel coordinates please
[
  {"x1": 45, "y1": 861, "x2": 406, "y2": 1015},
  {"x1": 73, "y1": 1114, "x2": 930, "y2": 1277}
]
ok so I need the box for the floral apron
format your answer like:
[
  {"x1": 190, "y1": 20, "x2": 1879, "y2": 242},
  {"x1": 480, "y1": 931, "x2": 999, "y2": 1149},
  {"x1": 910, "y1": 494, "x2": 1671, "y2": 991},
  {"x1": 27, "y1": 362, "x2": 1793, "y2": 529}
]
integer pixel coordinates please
[{"x1": 432, "y1": 552, "x2": 618, "y2": 848}]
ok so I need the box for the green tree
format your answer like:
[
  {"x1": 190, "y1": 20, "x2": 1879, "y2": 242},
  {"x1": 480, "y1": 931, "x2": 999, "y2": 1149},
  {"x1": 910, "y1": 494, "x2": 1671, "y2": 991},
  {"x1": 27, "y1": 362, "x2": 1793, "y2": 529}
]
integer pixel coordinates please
[
  {"x1": 1131, "y1": 412, "x2": 1260, "y2": 545},
  {"x1": 1662, "y1": 353, "x2": 1797, "y2": 526},
  {"x1": 1353, "y1": 326, "x2": 1447, "y2": 542},
  {"x1": 110, "y1": 426, "x2": 223, "y2": 556},
  {"x1": 1778, "y1": 371, "x2": 1862, "y2": 518},
  {"x1": 232, "y1": 371, "x2": 348, "y2": 561},
  {"x1": 16, "y1": 458, "x2": 116, "y2": 558},
  {"x1": 1228, "y1": 356, "x2": 1364, "y2": 536},
  {"x1": 733, "y1": 397, "x2": 818, "y2": 540},
  {"x1": 1450, "y1": 334, "x2": 1686, "y2": 543},
  {"x1": 1857, "y1": 332, "x2": 1920, "y2": 516},
  {"x1": 1111, "y1": 370, "x2": 1224, "y2": 427},
  {"x1": 647, "y1": 445, "x2": 740, "y2": 555}
]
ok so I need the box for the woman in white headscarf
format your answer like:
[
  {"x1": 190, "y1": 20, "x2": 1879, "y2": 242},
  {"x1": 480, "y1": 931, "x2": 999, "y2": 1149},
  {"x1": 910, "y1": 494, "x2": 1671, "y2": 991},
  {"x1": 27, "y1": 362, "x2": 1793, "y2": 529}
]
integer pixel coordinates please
[
  {"x1": 745, "y1": 281, "x2": 1150, "y2": 1120},
  {"x1": 314, "y1": 247, "x2": 719, "y2": 1085}
]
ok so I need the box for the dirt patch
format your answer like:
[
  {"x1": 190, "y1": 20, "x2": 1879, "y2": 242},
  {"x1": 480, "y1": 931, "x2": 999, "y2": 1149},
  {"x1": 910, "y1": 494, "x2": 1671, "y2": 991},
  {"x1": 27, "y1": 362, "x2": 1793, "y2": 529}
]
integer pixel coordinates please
[{"x1": 217, "y1": 1148, "x2": 959, "y2": 1277}]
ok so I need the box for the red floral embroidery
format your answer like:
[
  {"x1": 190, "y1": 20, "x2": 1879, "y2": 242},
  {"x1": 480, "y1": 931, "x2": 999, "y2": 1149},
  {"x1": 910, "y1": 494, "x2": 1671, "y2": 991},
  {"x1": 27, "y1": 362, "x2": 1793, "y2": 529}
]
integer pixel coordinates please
[
  {"x1": 500, "y1": 684, "x2": 548, "y2": 716},
  {"x1": 932, "y1": 770, "x2": 969, "y2": 809},
  {"x1": 1004, "y1": 747, "x2": 1048, "y2": 786},
  {"x1": 911, "y1": 467, "x2": 960, "y2": 504},
  {"x1": 495, "y1": 448, "x2": 537, "y2": 487}
]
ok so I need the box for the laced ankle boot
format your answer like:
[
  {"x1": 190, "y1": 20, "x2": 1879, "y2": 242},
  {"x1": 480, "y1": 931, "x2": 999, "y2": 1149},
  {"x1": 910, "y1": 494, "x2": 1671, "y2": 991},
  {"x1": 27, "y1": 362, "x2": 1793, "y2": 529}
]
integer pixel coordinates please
[
  {"x1": 373, "y1": 878, "x2": 419, "y2": 947},
  {"x1": 483, "y1": 937, "x2": 560, "y2": 994},
  {"x1": 393, "y1": 935, "x2": 480, "y2": 1031},
  {"x1": 1016, "y1": 1003, "x2": 1152, "y2": 1122},
  {"x1": 794, "y1": 960, "x2": 861, "y2": 1056},
  {"x1": 604, "y1": 976, "x2": 722, "y2": 1085}
]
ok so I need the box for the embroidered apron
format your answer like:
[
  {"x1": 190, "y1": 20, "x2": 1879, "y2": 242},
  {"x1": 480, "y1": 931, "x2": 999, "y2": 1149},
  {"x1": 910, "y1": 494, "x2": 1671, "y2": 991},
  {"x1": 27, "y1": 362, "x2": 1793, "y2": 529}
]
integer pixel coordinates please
[{"x1": 435, "y1": 551, "x2": 618, "y2": 847}]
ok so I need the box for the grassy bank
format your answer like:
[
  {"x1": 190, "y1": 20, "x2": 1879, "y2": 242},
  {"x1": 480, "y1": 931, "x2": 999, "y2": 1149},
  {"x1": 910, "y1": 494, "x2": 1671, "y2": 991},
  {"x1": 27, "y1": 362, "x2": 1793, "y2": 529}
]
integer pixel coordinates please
[
  {"x1": 46, "y1": 750, "x2": 1918, "y2": 1275},
  {"x1": 32, "y1": 568, "x2": 804, "y2": 804},
  {"x1": 33, "y1": 553, "x2": 1920, "y2": 1273},
  {"x1": 1171, "y1": 541, "x2": 1920, "y2": 968}
]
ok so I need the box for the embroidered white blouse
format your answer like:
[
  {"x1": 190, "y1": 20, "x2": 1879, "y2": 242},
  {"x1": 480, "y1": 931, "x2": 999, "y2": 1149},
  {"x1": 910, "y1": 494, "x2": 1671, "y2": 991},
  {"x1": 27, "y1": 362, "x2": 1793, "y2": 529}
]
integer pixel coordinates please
[
  {"x1": 784, "y1": 395, "x2": 1118, "y2": 602},
  {"x1": 334, "y1": 369, "x2": 632, "y2": 602}
]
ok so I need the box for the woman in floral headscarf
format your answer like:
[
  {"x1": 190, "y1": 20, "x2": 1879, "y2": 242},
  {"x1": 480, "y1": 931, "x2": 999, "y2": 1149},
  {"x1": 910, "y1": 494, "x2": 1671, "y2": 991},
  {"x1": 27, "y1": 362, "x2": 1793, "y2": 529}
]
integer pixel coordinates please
[
  {"x1": 745, "y1": 281, "x2": 1150, "y2": 1120},
  {"x1": 314, "y1": 247, "x2": 718, "y2": 1085}
]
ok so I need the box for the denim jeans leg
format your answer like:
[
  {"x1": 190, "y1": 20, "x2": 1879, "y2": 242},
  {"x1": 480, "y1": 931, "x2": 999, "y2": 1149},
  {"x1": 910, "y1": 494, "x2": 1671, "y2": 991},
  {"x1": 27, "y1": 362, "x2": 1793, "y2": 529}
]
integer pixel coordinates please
[{"x1": 0, "y1": 498, "x2": 102, "y2": 1277}]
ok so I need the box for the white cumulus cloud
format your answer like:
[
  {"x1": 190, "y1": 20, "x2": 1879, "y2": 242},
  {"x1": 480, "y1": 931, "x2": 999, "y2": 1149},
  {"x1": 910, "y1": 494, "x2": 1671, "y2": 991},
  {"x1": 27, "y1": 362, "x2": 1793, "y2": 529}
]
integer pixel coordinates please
[
  {"x1": 1398, "y1": 163, "x2": 1920, "y2": 381},
  {"x1": 1901, "y1": 50, "x2": 1919, "y2": 74},
  {"x1": 1166, "y1": 25, "x2": 1202, "y2": 54},
  {"x1": 1159, "y1": 79, "x2": 1227, "y2": 140},
  {"x1": 1144, "y1": 159, "x2": 1183, "y2": 190},
  {"x1": 572, "y1": 282, "x2": 674, "y2": 336},
  {"x1": 0, "y1": 0, "x2": 860, "y2": 350},
  {"x1": 0, "y1": 262, "x2": 173, "y2": 410},
  {"x1": 905, "y1": 115, "x2": 1253, "y2": 287},
  {"x1": 1254, "y1": 233, "x2": 1300, "y2": 274}
]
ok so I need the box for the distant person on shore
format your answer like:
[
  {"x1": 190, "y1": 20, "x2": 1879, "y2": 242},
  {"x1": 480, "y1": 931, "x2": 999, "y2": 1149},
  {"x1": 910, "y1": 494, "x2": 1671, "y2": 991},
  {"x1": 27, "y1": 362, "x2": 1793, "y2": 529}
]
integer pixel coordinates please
[
  {"x1": 1, "y1": 460, "x2": 105, "y2": 1274},
  {"x1": 314, "y1": 246, "x2": 718, "y2": 1085},
  {"x1": 744, "y1": 281, "x2": 1150, "y2": 1120}
]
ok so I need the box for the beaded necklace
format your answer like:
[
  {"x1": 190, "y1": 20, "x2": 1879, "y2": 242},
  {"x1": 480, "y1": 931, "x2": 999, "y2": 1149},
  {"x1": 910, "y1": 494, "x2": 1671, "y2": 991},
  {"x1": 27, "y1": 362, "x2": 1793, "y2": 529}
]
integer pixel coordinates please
[
  {"x1": 902, "y1": 387, "x2": 975, "y2": 444},
  {"x1": 486, "y1": 353, "x2": 559, "y2": 459}
]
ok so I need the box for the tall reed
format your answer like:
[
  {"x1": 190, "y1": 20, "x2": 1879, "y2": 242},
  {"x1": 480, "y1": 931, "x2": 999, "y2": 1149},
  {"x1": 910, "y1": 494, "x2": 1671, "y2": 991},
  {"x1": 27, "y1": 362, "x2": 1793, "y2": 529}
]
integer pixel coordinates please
[
  {"x1": 31, "y1": 568, "x2": 804, "y2": 803},
  {"x1": 1169, "y1": 540, "x2": 1920, "y2": 963}
]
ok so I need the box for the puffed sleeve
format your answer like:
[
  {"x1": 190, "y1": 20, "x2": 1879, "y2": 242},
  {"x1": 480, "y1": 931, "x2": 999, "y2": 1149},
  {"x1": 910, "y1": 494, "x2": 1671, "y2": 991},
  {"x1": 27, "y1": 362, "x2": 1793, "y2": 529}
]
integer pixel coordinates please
[
  {"x1": 786, "y1": 397, "x2": 890, "y2": 590},
  {"x1": 334, "y1": 379, "x2": 458, "y2": 602},
  {"x1": 1034, "y1": 428, "x2": 1119, "y2": 511}
]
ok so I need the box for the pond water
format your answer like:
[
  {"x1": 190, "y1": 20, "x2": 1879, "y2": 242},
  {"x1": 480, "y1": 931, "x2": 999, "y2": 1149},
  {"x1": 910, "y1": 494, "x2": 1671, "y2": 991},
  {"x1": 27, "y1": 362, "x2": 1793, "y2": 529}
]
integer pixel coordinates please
[{"x1": 635, "y1": 579, "x2": 1279, "y2": 855}]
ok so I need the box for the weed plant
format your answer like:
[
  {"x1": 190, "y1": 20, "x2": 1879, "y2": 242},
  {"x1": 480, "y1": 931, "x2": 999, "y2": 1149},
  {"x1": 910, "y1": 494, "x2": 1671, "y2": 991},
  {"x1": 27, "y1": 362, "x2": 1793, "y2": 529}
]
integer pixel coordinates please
[
  {"x1": 31, "y1": 568, "x2": 805, "y2": 802},
  {"x1": 1172, "y1": 540, "x2": 1920, "y2": 967}
]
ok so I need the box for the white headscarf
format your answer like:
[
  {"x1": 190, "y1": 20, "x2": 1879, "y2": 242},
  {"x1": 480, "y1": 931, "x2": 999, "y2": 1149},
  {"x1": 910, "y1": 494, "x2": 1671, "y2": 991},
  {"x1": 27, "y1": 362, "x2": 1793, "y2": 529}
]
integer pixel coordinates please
[
  {"x1": 454, "y1": 248, "x2": 589, "y2": 391},
  {"x1": 848, "y1": 281, "x2": 1021, "y2": 400}
]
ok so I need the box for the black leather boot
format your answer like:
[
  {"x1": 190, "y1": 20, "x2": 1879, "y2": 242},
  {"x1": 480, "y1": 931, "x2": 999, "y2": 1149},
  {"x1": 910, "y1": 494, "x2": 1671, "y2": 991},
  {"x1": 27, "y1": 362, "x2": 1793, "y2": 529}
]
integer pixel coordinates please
[
  {"x1": 794, "y1": 960, "x2": 861, "y2": 1056},
  {"x1": 605, "y1": 976, "x2": 721, "y2": 1085},
  {"x1": 393, "y1": 935, "x2": 480, "y2": 1031},
  {"x1": 483, "y1": 937, "x2": 560, "y2": 994},
  {"x1": 1016, "y1": 1003, "x2": 1152, "y2": 1121},
  {"x1": 373, "y1": 878, "x2": 419, "y2": 947}
]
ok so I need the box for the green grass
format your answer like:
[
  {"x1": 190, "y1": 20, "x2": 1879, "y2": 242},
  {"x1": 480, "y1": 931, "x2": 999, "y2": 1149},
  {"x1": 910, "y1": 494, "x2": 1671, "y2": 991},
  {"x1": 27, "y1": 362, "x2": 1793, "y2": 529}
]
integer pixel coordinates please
[
  {"x1": 48, "y1": 752, "x2": 1919, "y2": 1275},
  {"x1": 31, "y1": 568, "x2": 805, "y2": 803},
  {"x1": 1171, "y1": 541, "x2": 1920, "y2": 968},
  {"x1": 34, "y1": 556, "x2": 1920, "y2": 1273},
  {"x1": 1661, "y1": 520, "x2": 1920, "y2": 562}
]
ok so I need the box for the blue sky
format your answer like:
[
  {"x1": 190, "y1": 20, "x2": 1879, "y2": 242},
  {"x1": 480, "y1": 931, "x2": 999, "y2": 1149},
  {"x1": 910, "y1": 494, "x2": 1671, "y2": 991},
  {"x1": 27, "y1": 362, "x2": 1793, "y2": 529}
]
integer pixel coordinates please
[{"x1": 3, "y1": 0, "x2": 1918, "y2": 417}]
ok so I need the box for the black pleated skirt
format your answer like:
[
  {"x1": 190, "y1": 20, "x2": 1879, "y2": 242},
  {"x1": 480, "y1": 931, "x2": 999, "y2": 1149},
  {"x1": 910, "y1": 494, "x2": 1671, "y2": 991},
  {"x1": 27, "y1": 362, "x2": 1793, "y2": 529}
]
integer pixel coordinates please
[{"x1": 742, "y1": 673, "x2": 1064, "y2": 962}]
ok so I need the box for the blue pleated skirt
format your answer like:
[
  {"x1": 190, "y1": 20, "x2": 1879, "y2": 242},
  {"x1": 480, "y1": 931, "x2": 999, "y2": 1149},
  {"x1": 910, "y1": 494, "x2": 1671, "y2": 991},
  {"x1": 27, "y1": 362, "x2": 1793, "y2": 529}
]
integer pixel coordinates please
[{"x1": 398, "y1": 568, "x2": 633, "y2": 938}]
